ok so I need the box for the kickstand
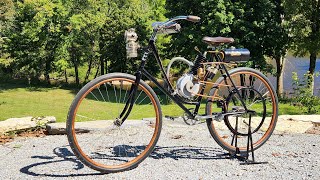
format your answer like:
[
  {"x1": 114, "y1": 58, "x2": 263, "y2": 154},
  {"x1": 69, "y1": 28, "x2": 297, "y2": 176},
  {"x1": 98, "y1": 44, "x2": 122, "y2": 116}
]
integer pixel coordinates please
[{"x1": 230, "y1": 115, "x2": 268, "y2": 165}]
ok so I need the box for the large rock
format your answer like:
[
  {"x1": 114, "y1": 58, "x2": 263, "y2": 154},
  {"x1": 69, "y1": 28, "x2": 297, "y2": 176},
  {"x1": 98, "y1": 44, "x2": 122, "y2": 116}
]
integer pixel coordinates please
[
  {"x1": 274, "y1": 119, "x2": 314, "y2": 134},
  {"x1": 46, "y1": 121, "x2": 114, "y2": 135},
  {"x1": 46, "y1": 123, "x2": 66, "y2": 135},
  {"x1": 46, "y1": 116, "x2": 314, "y2": 136},
  {"x1": 277, "y1": 115, "x2": 320, "y2": 134},
  {"x1": 46, "y1": 120, "x2": 151, "y2": 135},
  {"x1": 278, "y1": 115, "x2": 320, "y2": 124},
  {"x1": 0, "y1": 116, "x2": 56, "y2": 134}
]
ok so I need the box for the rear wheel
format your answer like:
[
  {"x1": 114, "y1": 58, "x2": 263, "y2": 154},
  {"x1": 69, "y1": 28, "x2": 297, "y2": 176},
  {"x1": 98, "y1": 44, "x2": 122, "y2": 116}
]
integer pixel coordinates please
[
  {"x1": 206, "y1": 68, "x2": 278, "y2": 153},
  {"x1": 67, "y1": 73, "x2": 162, "y2": 173}
]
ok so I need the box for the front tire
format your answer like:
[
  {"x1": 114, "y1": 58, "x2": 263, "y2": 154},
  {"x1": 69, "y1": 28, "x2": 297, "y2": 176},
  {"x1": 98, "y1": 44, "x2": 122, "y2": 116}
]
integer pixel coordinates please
[{"x1": 66, "y1": 73, "x2": 162, "y2": 173}]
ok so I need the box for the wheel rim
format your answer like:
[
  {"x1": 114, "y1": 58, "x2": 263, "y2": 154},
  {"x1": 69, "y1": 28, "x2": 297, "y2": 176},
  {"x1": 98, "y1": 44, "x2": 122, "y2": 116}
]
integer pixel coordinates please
[
  {"x1": 209, "y1": 71, "x2": 277, "y2": 151},
  {"x1": 70, "y1": 77, "x2": 160, "y2": 170},
  {"x1": 224, "y1": 87, "x2": 267, "y2": 136}
]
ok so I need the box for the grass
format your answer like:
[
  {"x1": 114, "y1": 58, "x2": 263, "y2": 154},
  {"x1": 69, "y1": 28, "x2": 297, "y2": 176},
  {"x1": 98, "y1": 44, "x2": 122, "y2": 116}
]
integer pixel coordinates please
[
  {"x1": 0, "y1": 83, "x2": 319, "y2": 122},
  {"x1": 0, "y1": 84, "x2": 77, "y2": 122}
]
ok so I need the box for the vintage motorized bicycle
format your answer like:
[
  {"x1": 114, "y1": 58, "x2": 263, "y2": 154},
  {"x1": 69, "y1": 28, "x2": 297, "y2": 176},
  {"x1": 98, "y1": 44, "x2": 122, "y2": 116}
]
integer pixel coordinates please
[{"x1": 66, "y1": 15, "x2": 278, "y2": 173}]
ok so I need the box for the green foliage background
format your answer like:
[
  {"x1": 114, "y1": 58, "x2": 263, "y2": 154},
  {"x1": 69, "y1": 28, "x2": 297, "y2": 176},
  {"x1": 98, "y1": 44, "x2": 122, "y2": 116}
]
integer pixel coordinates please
[{"x1": 0, "y1": 0, "x2": 318, "y2": 90}]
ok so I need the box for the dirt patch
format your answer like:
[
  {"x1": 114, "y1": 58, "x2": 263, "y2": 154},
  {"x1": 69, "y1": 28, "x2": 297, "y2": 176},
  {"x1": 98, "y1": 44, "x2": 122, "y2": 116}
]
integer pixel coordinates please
[
  {"x1": 305, "y1": 126, "x2": 320, "y2": 135},
  {"x1": 0, "y1": 134, "x2": 14, "y2": 144},
  {"x1": 0, "y1": 128, "x2": 47, "y2": 144}
]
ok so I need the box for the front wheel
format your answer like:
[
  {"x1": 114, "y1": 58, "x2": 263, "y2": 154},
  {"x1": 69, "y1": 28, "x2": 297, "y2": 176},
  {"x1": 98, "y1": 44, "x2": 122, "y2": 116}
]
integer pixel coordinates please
[
  {"x1": 66, "y1": 73, "x2": 162, "y2": 173},
  {"x1": 206, "y1": 67, "x2": 278, "y2": 153}
]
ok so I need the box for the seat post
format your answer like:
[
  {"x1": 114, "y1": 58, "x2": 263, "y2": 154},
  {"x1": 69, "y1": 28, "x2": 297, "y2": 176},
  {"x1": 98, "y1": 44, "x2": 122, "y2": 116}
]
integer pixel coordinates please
[{"x1": 207, "y1": 46, "x2": 217, "y2": 51}]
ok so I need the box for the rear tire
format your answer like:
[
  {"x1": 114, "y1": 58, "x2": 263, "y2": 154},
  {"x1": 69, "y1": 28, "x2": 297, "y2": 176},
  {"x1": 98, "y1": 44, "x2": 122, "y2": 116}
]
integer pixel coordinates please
[{"x1": 206, "y1": 67, "x2": 278, "y2": 153}]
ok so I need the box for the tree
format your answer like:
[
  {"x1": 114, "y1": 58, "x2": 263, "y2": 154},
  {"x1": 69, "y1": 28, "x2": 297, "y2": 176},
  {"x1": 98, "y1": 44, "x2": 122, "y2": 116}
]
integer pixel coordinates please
[
  {"x1": 0, "y1": 0, "x2": 15, "y2": 75},
  {"x1": 57, "y1": 0, "x2": 160, "y2": 85},
  {"x1": 5, "y1": 0, "x2": 69, "y2": 84},
  {"x1": 284, "y1": 0, "x2": 320, "y2": 94},
  {"x1": 268, "y1": 0, "x2": 290, "y2": 97},
  {"x1": 3, "y1": 0, "x2": 165, "y2": 85},
  {"x1": 165, "y1": 0, "x2": 234, "y2": 59},
  {"x1": 232, "y1": 0, "x2": 290, "y2": 96},
  {"x1": 230, "y1": 0, "x2": 290, "y2": 74},
  {"x1": 0, "y1": 0, "x2": 14, "y2": 34},
  {"x1": 99, "y1": 0, "x2": 160, "y2": 76},
  {"x1": 60, "y1": 0, "x2": 109, "y2": 85},
  {"x1": 166, "y1": 0, "x2": 291, "y2": 97},
  {"x1": 166, "y1": 1, "x2": 286, "y2": 70}
]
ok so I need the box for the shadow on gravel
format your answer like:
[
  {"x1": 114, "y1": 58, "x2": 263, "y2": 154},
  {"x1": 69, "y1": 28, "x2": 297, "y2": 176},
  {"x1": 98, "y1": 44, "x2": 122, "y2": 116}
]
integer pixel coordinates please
[
  {"x1": 20, "y1": 145, "x2": 229, "y2": 177},
  {"x1": 151, "y1": 146, "x2": 229, "y2": 160},
  {"x1": 20, "y1": 146, "x2": 104, "y2": 177}
]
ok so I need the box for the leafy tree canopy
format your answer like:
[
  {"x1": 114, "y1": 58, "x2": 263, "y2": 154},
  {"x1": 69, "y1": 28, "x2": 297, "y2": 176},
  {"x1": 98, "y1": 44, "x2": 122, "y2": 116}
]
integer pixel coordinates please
[
  {"x1": 284, "y1": 0, "x2": 320, "y2": 56},
  {"x1": 165, "y1": 0, "x2": 289, "y2": 72}
]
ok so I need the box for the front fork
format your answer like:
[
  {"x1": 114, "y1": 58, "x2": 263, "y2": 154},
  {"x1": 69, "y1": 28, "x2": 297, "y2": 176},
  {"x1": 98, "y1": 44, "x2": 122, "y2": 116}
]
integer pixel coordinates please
[
  {"x1": 114, "y1": 71, "x2": 142, "y2": 126},
  {"x1": 114, "y1": 51, "x2": 149, "y2": 126}
]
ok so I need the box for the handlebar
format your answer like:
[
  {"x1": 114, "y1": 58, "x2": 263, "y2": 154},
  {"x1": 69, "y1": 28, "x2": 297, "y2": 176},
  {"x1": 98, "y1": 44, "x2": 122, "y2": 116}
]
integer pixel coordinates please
[
  {"x1": 153, "y1": 15, "x2": 200, "y2": 29},
  {"x1": 162, "y1": 15, "x2": 201, "y2": 26},
  {"x1": 186, "y1": 15, "x2": 201, "y2": 22},
  {"x1": 151, "y1": 15, "x2": 200, "y2": 37}
]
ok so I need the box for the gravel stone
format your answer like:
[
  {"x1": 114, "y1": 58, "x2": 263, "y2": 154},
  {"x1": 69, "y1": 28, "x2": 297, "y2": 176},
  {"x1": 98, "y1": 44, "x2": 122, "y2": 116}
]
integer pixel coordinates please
[{"x1": 0, "y1": 119, "x2": 319, "y2": 179}]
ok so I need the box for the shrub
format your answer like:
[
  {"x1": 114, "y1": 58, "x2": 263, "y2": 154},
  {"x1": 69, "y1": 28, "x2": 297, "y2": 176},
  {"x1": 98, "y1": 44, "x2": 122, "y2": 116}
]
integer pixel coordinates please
[{"x1": 292, "y1": 71, "x2": 320, "y2": 114}]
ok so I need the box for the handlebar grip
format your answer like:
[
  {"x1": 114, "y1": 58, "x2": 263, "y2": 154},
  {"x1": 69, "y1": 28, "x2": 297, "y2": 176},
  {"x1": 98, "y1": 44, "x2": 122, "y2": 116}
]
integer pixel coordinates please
[{"x1": 187, "y1": 15, "x2": 201, "y2": 23}]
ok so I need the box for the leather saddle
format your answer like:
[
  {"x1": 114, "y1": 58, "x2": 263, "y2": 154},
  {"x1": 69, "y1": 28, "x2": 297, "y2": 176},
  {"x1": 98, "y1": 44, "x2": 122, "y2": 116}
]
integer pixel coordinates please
[{"x1": 202, "y1": 36, "x2": 234, "y2": 46}]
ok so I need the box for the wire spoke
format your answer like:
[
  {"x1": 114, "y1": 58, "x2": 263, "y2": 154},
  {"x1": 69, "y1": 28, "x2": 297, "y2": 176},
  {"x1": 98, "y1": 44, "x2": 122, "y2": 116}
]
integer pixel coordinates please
[
  {"x1": 90, "y1": 91, "x2": 100, "y2": 101},
  {"x1": 133, "y1": 90, "x2": 143, "y2": 104},
  {"x1": 97, "y1": 87, "x2": 106, "y2": 102},
  {"x1": 104, "y1": 83, "x2": 111, "y2": 102},
  {"x1": 113, "y1": 84, "x2": 120, "y2": 116},
  {"x1": 119, "y1": 81, "x2": 122, "y2": 105},
  {"x1": 129, "y1": 102, "x2": 152, "y2": 118},
  {"x1": 72, "y1": 76, "x2": 159, "y2": 168},
  {"x1": 122, "y1": 85, "x2": 129, "y2": 104}
]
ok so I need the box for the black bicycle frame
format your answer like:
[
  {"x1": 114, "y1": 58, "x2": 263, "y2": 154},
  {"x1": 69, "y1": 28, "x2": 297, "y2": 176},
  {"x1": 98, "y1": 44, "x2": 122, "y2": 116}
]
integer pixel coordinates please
[
  {"x1": 142, "y1": 40, "x2": 198, "y2": 118},
  {"x1": 117, "y1": 30, "x2": 249, "y2": 124}
]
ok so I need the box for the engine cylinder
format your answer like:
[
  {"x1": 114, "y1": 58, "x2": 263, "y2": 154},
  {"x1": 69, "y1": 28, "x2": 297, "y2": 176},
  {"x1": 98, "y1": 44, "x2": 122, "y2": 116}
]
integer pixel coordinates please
[{"x1": 176, "y1": 74, "x2": 200, "y2": 99}]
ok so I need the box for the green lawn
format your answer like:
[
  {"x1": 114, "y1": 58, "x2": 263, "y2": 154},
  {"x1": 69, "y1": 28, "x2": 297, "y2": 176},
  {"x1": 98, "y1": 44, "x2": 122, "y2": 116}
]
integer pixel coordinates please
[
  {"x1": 0, "y1": 84, "x2": 77, "y2": 122},
  {"x1": 0, "y1": 84, "x2": 205, "y2": 122},
  {"x1": 0, "y1": 83, "x2": 319, "y2": 122}
]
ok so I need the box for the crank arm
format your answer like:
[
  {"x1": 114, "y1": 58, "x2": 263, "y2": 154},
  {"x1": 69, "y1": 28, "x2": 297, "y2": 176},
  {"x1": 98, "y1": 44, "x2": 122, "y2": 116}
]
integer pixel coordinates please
[{"x1": 195, "y1": 111, "x2": 247, "y2": 121}]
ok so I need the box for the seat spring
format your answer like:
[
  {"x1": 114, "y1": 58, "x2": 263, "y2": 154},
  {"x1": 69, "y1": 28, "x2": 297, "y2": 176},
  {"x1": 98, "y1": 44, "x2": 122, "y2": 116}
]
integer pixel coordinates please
[{"x1": 191, "y1": 55, "x2": 206, "y2": 75}]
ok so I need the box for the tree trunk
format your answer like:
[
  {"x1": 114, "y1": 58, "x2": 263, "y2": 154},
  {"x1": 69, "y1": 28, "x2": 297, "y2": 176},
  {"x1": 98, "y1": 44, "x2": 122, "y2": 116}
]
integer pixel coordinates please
[
  {"x1": 45, "y1": 60, "x2": 51, "y2": 85},
  {"x1": 308, "y1": 0, "x2": 320, "y2": 95},
  {"x1": 95, "y1": 64, "x2": 100, "y2": 79},
  {"x1": 98, "y1": 29, "x2": 105, "y2": 75},
  {"x1": 84, "y1": 58, "x2": 93, "y2": 83},
  {"x1": 100, "y1": 55, "x2": 104, "y2": 75},
  {"x1": 74, "y1": 59, "x2": 79, "y2": 86},
  {"x1": 64, "y1": 69, "x2": 68, "y2": 84},
  {"x1": 275, "y1": 55, "x2": 286, "y2": 97},
  {"x1": 308, "y1": 52, "x2": 317, "y2": 95},
  {"x1": 74, "y1": 60, "x2": 80, "y2": 86},
  {"x1": 105, "y1": 59, "x2": 108, "y2": 74},
  {"x1": 71, "y1": 47, "x2": 80, "y2": 86},
  {"x1": 74, "y1": 62, "x2": 80, "y2": 86}
]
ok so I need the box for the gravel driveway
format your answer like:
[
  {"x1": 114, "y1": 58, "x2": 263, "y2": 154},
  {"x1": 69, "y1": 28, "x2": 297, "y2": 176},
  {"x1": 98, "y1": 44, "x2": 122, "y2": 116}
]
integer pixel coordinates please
[{"x1": 0, "y1": 120, "x2": 319, "y2": 179}]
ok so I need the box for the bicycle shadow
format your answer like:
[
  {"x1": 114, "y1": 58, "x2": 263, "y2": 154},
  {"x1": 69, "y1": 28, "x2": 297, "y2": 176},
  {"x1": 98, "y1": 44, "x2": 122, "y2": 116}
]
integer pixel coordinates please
[
  {"x1": 20, "y1": 146, "x2": 104, "y2": 177},
  {"x1": 20, "y1": 145, "x2": 229, "y2": 177},
  {"x1": 152, "y1": 146, "x2": 229, "y2": 160}
]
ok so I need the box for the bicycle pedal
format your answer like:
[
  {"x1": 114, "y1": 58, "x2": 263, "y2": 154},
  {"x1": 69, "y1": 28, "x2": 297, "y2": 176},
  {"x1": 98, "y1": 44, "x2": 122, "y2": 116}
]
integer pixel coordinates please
[
  {"x1": 165, "y1": 115, "x2": 177, "y2": 121},
  {"x1": 232, "y1": 106, "x2": 245, "y2": 112},
  {"x1": 214, "y1": 113, "x2": 223, "y2": 122}
]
